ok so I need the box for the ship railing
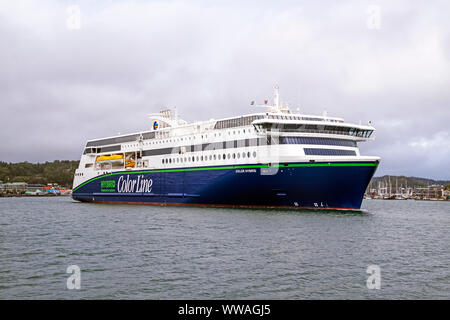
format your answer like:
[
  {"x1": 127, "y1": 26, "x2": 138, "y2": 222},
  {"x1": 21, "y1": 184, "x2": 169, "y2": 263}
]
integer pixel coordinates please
[{"x1": 255, "y1": 127, "x2": 373, "y2": 139}]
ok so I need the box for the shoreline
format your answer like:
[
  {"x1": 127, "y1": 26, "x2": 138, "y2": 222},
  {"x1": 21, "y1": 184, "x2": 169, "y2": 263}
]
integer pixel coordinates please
[
  {"x1": 1, "y1": 194, "x2": 447, "y2": 202},
  {"x1": 365, "y1": 198, "x2": 449, "y2": 201}
]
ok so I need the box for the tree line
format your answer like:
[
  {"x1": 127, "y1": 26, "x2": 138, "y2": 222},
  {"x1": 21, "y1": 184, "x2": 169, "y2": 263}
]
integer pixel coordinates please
[{"x1": 0, "y1": 161, "x2": 79, "y2": 188}]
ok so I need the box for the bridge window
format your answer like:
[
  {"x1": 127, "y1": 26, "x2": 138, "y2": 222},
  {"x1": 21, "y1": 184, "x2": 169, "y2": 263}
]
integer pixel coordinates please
[
  {"x1": 304, "y1": 148, "x2": 356, "y2": 156},
  {"x1": 280, "y1": 137, "x2": 356, "y2": 147}
]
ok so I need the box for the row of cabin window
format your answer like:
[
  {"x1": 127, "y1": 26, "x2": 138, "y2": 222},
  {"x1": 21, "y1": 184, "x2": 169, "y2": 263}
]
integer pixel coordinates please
[
  {"x1": 303, "y1": 148, "x2": 357, "y2": 156},
  {"x1": 268, "y1": 115, "x2": 324, "y2": 121},
  {"x1": 260, "y1": 123, "x2": 373, "y2": 138},
  {"x1": 124, "y1": 128, "x2": 255, "y2": 148},
  {"x1": 162, "y1": 151, "x2": 257, "y2": 164},
  {"x1": 213, "y1": 114, "x2": 342, "y2": 130},
  {"x1": 86, "y1": 132, "x2": 155, "y2": 147},
  {"x1": 86, "y1": 128, "x2": 259, "y2": 154},
  {"x1": 280, "y1": 137, "x2": 356, "y2": 147},
  {"x1": 214, "y1": 115, "x2": 264, "y2": 130}
]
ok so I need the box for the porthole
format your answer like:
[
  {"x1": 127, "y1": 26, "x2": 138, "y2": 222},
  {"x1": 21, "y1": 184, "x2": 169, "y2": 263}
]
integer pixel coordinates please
[
  {"x1": 253, "y1": 151, "x2": 257, "y2": 158},
  {"x1": 227, "y1": 154, "x2": 231, "y2": 159},
  {"x1": 233, "y1": 153, "x2": 236, "y2": 159},
  {"x1": 247, "y1": 152, "x2": 250, "y2": 158},
  {"x1": 242, "y1": 152, "x2": 246, "y2": 158}
]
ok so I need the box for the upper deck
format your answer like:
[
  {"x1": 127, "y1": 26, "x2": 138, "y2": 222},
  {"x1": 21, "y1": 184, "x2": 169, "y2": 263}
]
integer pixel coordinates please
[{"x1": 84, "y1": 111, "x2": 374, "y2": 153}]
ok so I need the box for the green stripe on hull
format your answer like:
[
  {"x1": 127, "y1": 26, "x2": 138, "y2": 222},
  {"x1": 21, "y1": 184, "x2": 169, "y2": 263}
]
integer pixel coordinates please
[{"x1": 72, "y1": 162, "x2": 379, "y2": 192}]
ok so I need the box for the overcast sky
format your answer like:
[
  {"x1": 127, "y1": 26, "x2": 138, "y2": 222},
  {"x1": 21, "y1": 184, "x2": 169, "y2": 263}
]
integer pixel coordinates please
[{"x1": 1, "y1": 0, "x2": 449, "y2": 179}]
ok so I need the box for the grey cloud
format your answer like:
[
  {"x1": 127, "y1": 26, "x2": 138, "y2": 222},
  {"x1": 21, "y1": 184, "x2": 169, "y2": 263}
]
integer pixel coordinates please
[{"x1": 0, "y1": 0, "x2": 449, "y2": 179}]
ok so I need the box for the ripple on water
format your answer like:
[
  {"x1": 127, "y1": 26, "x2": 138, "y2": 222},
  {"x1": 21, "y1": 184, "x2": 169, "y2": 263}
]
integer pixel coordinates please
[{"x1": 0, "y1": 197, "x2": 449, "y2": 299}]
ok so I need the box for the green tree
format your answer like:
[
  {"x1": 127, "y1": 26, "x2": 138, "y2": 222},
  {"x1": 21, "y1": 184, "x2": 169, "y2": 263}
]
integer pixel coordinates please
[{"x1": 0, "y1": 160, "x2": 79, "y2": 188}]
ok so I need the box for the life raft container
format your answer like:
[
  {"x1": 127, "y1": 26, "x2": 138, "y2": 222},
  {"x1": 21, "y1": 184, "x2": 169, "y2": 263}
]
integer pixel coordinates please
[{"x1": 97, "y1": 154, "x2": 124, "y2": 161}]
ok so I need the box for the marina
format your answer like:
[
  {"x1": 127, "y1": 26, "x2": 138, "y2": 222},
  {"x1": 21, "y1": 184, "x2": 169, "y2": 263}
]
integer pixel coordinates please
[{"x1": 365, "y1": 176, "x2": 450, "y2": 201}]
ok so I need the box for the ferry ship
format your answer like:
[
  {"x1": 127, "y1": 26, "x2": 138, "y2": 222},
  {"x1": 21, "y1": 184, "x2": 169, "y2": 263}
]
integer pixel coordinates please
[{"x1": 72, "y1": 86, "x2": 380, "y2": 210}]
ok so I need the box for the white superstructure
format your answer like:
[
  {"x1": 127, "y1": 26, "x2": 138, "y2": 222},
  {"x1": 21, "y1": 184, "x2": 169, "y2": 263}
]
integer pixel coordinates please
[{"x1": 73, "y1": 86, "x2": 378, "y2": 190}]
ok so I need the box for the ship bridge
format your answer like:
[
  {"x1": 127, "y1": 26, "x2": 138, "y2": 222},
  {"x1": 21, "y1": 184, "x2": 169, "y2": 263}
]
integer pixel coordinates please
[{"x1": 252, "y1": 119, "x2": 374, "y2": 141}]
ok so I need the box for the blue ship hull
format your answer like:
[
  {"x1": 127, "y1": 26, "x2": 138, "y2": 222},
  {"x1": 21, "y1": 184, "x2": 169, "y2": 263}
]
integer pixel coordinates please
[{"x1": 72, "y1": 161, "x2": 378, "y2": 210}]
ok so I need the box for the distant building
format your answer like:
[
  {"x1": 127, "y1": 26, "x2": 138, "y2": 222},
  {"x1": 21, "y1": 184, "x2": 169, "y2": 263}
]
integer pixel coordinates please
[
  {"x1": 59, "y1": 188, "x2": 72, "y2": 195},
  {"x1": 27, "y1": 184, "x2": 45, "y2": 192},
  {"x1": 3, "y1": 182, "x2": 28, "y2": 193},
  {"x1": 0, "y1": 181, "x2": 3, "y2": 194},
  {"x1": 44, "y1": 184, "x2": 61, "y2": 195},
  {"x1": 25, "y1": 184, "x2": 45, "y2": 195},
  {"x1": 45, "y1": 189, "x2": 60, "y2": 195},
  {"x1": 414, "y1": 185, "x2": 445, "y2": 199}
]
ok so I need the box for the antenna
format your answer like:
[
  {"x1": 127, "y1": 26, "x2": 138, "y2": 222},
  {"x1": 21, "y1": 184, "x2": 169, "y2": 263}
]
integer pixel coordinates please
[{"x1": 274, "y1": 85, "x2": 280, "y2": 110}]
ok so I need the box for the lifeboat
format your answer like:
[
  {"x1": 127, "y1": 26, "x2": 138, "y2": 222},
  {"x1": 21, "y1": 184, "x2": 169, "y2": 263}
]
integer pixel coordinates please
[
  {"x1": 125, "y1": 160, "x2": 135, "y2": 168},
  {"x1": 97, "y1": 154, "x2": 124, "y2": 161}
]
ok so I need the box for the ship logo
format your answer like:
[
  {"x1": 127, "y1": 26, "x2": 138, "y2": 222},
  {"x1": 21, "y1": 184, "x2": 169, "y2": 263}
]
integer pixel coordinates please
[{"x1": 153, "y1": 121, "x2": 159, "y2": 130}]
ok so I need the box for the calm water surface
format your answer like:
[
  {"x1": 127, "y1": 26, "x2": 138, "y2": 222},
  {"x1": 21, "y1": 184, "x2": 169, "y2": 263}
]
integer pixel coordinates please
[{"x1": 0, "y1": 197, "x2": 448, "y2": 299}]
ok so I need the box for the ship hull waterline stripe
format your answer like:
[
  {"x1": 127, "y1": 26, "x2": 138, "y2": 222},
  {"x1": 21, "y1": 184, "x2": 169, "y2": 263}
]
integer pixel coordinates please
[
  {"x1": 73, "y1": 161, "x2": 378, "y2": 192},
  {"x1": 83, "y1": 200, "x2": 362, "y2": 212}
]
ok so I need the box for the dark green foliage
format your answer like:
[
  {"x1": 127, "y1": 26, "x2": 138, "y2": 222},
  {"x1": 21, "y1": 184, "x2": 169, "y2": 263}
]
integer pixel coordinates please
[{"x1": 0, "y1": 161, "x2": 79, "y2": 188}]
